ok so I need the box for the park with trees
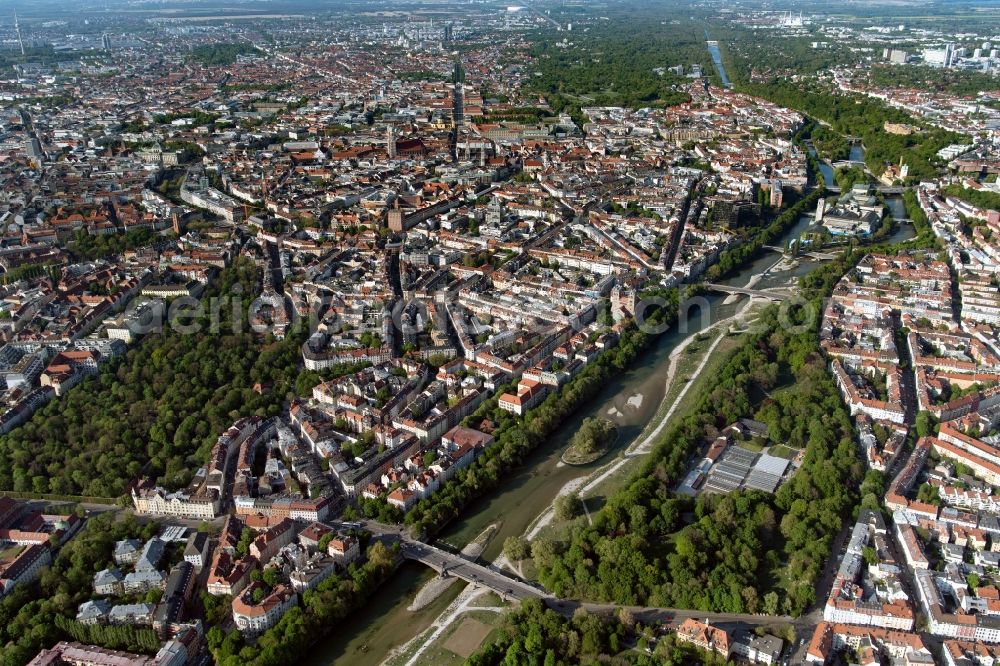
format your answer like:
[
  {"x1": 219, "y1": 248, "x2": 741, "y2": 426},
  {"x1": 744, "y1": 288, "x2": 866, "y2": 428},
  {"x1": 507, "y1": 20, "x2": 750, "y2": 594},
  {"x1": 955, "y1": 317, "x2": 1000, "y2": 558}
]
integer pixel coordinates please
[
  {"x1": 525, "y1": 14, "x2": 716, "y2": 125},
  {"x1": 67, "y1": 227, "x2": 164, "y2": 261},
  {"x1": 531, "y1": 292, "x2": 864, "y2": 616},
  {"x1": 189, "y1": 43, "x2": 260, "y2": 66},
  {"x1": 742, "y1": 79, "x2": 965, "y2": 182},
  {"x1": 465, "y1": 598, "x2": 730, "y2": 666},
  {"x1": 0, "y1": 259, "x2": 306, "y2": 498}
]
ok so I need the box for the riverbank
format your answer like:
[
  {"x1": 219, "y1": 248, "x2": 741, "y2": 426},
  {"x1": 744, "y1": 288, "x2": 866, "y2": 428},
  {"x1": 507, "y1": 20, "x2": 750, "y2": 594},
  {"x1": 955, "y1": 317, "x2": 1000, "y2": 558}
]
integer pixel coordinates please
[
  {"x1": 300, "y1": 561, "x2": 466, "y2": 666},
  {"x1": 724, "y1": 253, "x2": 787, "y2": 304},
  {"x1": 407, "y1": 523, "x2": 498, "y2": 612},
  {"x1": 389, "y1": 290, "x2": 771, "y2": 662},
  {"x1": 389, "y1": 586, "x2": 506, "y2": 666},
  {"x1": 525, "y1": 240, "x2": 793, "y2": 539},
  {"x1": 309, "y1": 206, "x2": 830, "y2": 664},
  {"x1": 363, "y1": 307, "x2": 758, "y2": 662},
  {"x1": 525, "y1": 295, "x2": 758, "y2": 540}
]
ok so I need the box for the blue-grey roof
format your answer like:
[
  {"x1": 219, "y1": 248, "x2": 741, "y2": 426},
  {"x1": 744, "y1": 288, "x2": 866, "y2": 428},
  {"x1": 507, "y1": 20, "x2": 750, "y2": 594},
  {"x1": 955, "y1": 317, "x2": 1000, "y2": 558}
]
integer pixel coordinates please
[
  {"x1": 108, "y1": 603, "x2": 155, "y2": 620},
  {"x1": 93, "y1": 568, "x2": 123, "y2": 586},
  {"x1": 135, "y1": 537, "x2": 165, "y2": 571},
  {"x1": 76, "y1": 599, "x2": 112, "y2": 620},
  {"x1": 124, "y1": 569, "x2": 166, "y2": 584},
  {"x1": 113, "y1": 538, "x2": 141, "y2": 558}
]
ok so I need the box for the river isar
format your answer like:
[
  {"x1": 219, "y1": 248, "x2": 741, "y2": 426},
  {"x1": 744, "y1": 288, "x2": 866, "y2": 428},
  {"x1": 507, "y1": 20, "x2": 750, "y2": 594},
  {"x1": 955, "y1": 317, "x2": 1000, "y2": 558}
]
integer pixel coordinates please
[
  {"x1": 312, "y1": 136, "x2": 926, "y2": 665},
  {"x1": 304, "y1": 292, "x2": 744, "y2": 666},
  {"x1": 305, "y1": 212, "x2": 836, "y2": 665}
]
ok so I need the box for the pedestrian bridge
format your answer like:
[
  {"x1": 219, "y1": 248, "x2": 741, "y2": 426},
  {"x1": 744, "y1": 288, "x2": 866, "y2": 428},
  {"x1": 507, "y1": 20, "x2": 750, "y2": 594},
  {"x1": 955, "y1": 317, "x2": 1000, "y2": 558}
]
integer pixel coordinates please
[{"x1": 831, "y1": 160, "x2": 867, "y2": 169}]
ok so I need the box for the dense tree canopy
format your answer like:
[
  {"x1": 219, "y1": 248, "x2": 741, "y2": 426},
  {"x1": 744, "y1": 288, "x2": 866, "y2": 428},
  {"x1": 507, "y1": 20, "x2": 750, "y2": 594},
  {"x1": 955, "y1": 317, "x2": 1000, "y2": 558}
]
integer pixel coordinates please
[
  {"x1": 526, "y1": 18, "x2": 708, "y2": 123},
  {"x1": 0, "y1": 512, "x2": 160, "y2": 664},
  {"x1": 0, "y1": 259, "x2": 304, "y2": 497},
  {"x1": 466, "y1": 598, "x2": 727, "y2": 666},
  {"x1": 535, "y1": 301, "x2": 864, "y2": 616},
  {"x1": 67, "y1": 228, "x2": 164, "y2": 261},
  {"x1": 809, "y1": 125, "x2": 851, "y2": 162},
  {"x1": 742, "y1": 80, "x2": 965, "y2": 181},
  {"x1": 189, "y1": 43, "x2": 260, "y2": 66},
  {"x1": 941, "y1": 183, "x2": 1000, "y2": 212},
  {"x1": 866, "y1": 64, "x2": 1000, "y2": 97}
]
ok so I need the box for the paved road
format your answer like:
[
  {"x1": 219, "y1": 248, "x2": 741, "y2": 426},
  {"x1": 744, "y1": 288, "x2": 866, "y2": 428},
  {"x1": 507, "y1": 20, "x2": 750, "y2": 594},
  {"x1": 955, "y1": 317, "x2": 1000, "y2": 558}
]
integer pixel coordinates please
[
  {"x1": 359, "y1": 518, "x2": 819, "y2": 650},
  {"x1": 354, "y1": 519, "x2": 546, "y2": 601},
  {"x1": 550, "y1": 598, "x2": 804, "y2": 627},
  {"x1": 400, "y1": 540, "x2": 546, "y2": 602}
]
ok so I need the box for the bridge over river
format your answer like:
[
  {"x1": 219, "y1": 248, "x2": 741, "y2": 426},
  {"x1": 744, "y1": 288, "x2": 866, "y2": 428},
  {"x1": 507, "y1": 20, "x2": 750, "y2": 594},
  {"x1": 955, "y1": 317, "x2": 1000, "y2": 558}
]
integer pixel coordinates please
[
  {"x1": 825, "y1": 185, "x2": 909, "y2": 195},
  {"x1": 702, "y1": 284, "x2": 794, "y2": 301},
  {"x1": 356, "y1": 519, "x2": 811, "y2": 633},
  {"x1": 830, "y1": 160, "x2": 867, "y2": 169},
  {"x1": 400, "y1": 539, "x2": 546, "y2": 602},
  {"x1": 762, "y1": 245, "x2": 840, "y2": 261}
]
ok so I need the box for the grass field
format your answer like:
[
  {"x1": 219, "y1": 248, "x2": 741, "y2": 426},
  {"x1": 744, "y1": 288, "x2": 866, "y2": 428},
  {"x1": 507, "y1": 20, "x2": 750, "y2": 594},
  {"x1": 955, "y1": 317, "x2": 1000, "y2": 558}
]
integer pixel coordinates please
[
  {"x1": 768, "y1": 444, "x2": 800, "y2": 460},
  {"x1": 443, "y1": 618, "x2": 494, "y2": 658},
  {"x1": 392, "y1": 609, "x2": 506, "y2": 666},
  {"x1": 467, "y1": 591, "x2": 506, "y2": 608}
]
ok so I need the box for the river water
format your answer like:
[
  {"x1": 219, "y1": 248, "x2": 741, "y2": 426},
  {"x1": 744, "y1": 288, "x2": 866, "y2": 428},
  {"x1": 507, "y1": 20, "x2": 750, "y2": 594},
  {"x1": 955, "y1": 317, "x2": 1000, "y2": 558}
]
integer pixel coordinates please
[
  {"x1": 806, "y1": 143, "x2": 915, "y2": 244},
  {"x1": 307, "y1": 170, "x2": 921, "y2": 666},
  {"x1": 818, "y1": 159, "x2": 835, "y2": 186},
  {"x1": 849, "y1": 142, "x2": 865, "y2": 163},
  {"x1": 809, "y1": 141, "x2": 864, "y2": 184},
  {"x1": 302, "y1": 561, "x2": 464, "y2": 666},
  {"x1": 305, "y1": 209, "x2": 830, "y2": 665}
]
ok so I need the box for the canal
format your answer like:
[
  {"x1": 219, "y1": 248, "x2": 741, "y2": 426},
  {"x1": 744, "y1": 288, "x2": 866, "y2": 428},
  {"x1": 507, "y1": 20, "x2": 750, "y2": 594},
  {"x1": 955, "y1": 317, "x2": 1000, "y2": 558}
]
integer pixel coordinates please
[
  {"x1": 849, "y1": 142, "x2": 865, "y2": 164},
  {"x1": 806, "y1": 143, "x2": 835, "y2": 186},
  {"x1": 704, "y1": 30, "x2": 732, "y2": 88}
]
